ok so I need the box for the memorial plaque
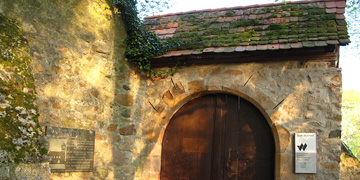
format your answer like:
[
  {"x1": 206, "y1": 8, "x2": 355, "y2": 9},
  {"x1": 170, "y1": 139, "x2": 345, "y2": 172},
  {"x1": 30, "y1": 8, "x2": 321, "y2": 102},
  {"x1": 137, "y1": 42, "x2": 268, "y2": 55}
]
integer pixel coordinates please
[
  {"x1": 295, "y1": 133, "x2": 317, "y2": 173},
  {"x1": 46, "y1": 126, "x2": 95, "y2": 172}
]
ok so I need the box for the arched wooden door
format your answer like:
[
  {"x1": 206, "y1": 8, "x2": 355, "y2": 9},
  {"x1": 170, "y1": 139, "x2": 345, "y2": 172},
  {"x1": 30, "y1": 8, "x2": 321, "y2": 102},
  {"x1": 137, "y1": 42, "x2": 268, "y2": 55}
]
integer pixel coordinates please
[{"x1": 161, "y1": 94, "x2": 275, "y2": 180}]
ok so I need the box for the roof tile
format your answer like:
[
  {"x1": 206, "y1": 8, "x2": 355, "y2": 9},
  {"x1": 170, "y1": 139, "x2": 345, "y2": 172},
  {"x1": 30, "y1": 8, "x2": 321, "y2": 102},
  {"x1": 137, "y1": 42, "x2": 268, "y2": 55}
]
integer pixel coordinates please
[
  {"x1": 192, "y1": 51, "x2": 203, "y2": 55},
  {"x1": 203, "y1": 47, "x2": 215, "y2": 53},
  {"x1": 163, "y1": 51, "x2": 176, "y2": 57},
  {"x1": 145, "y1": 0, "x2": 349, "y2": 56},
  {"x1": 339, "y1": 39, "x2": 351, "y2": 45},
  {"x1": 245, "y1": 46, "x2": 257, "y2": 51},
  {"x1": 291, "y1": 42, "x2": 303, "y2": 48},
  {"x1": 317, "y1": 2, "x2": 326, "y2": 8},
  {"x1": 214, "y1": 47, "x2": 225, "y2": 53},
  {"x1": 290, "y1": 17, "x2": 299, "y2": 22},
  {"x1": 235, "y1": 46, "x2": 246, "y2": 52},
  {"x1": 336, "y1": 1, "x2": 347, "y2": 8},
  {"x1": 279, "y1": 44, "x2": 291, "y2": 49},
  {"x1": 327, "y1": 40, "x2": 339, "y2": 45},
  {"x1": 257, "y1": 45, "x2": 268, "y2": 50},
  {"x1": 172, "y1": 50, "x2": 185, "y2": 56},
  {"x1": 336, "y1": 8, "x2": 345, "y2": 14},
  {"x1": 224, "y1": 47, "x2": 236, "y2": 53},
  {"x1": 168, "y1": 22, "x2": 179, "y2": 28},
  {"x1": 182, "y1": 50, "x2": 194, "y2": 55},
  {"x1": 314, "y1": 41, "x2": 328, "y2": 46},
  {"x1": 268, "y1": 44, "x2": 280, "y2": 50},
  {"x1": 325, "y1": 2, "x2": 336, "y2": 8},
  {"x1": 249, "y1": 15, "x2": 257, "y2": 20},
  {"x1": 336, "y1": 14, "x2": 345, "y2": 19},
  {"x1": 326, "y1": 8, "x2": 337, "y2": 13}
]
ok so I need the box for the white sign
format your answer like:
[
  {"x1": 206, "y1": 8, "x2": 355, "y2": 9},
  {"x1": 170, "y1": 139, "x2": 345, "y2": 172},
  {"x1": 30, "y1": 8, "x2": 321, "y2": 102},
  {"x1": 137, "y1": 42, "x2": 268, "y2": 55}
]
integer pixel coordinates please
[{"x1": 295, "y1": 133, "x2": 317, "y2": 173}]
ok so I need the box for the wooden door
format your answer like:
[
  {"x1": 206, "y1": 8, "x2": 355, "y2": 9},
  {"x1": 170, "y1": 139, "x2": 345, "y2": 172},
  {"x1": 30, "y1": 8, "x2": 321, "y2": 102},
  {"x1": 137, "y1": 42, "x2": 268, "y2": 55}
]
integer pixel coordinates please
[{"x1": 161, "y1": 94, "x2": 274, "y2": 180}]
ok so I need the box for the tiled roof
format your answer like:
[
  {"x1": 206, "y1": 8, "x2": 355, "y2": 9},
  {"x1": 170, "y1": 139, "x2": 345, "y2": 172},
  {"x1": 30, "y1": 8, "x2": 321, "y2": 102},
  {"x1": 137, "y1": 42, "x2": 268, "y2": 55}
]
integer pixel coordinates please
[{"x1": 144, "y1": 0, "x2": 350, "y2": 58}]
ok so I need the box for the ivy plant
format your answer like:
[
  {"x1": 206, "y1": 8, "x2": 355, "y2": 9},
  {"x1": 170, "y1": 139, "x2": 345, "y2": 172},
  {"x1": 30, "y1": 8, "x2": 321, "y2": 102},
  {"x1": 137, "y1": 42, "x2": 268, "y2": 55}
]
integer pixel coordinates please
[{"x1": 114, "y1": 0, "x2": 183, "y2": 77}]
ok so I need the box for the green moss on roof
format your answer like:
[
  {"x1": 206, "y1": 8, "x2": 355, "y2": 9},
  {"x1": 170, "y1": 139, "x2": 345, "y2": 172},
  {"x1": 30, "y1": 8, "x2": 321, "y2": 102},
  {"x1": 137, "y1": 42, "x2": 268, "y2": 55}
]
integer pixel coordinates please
[{"x1": 145, "y1": 1, "x2": 350, "y2": 52}]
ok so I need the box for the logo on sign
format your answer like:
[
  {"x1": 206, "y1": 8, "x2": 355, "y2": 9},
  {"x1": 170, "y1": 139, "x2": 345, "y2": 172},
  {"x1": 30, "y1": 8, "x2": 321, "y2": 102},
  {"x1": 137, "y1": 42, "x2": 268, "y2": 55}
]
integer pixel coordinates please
[{"x1": 297, "y1": 143, "x2": 307, "y2": 151}]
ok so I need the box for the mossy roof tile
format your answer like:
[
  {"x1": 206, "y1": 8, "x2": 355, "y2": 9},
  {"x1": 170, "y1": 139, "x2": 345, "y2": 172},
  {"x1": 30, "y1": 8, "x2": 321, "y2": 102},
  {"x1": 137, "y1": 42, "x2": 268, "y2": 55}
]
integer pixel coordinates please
[{"x1": 145, "y1": 0, "x2": 350, "y2": 58}]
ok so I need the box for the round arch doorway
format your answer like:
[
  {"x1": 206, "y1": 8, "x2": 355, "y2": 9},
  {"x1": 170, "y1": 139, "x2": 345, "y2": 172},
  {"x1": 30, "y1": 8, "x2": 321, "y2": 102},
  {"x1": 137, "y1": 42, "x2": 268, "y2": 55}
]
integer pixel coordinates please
[{"x1": 161, "y1": 93, "x2": 275, "y2": 180}]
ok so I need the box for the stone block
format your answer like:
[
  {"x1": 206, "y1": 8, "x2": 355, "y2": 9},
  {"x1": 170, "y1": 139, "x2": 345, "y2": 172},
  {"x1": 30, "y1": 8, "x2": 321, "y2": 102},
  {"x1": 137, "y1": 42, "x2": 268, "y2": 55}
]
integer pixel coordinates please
[
  {"x1": 224, "y1": 70, "x2": 243, "y2": 75},
  {"x1": 119, "y1": 124, "x2": 136, "y2": 135},
  {"x1": 115, "y1": 94, "x2": 135, "y2": 106},
  {"x1": 75, "y1": 172, "x2": 92, "y2": 179},
  {"x1": 171, "y1": 82, "x2": 185, "y2": 95},
  {"x1": 329, "y1": 129, "x2": 341, "y2": 138},
  {"x1": 111, "y1": 135, "x2": 122, "y2": 142},
  {"x1": 35, "y1": 63, "x2": 47, "y2": 72},
  {"x1": 278, "y1": 153, "x2": 296, "y2": 180},
  {"x1": 162, "y1": 83, "x2": 189, "y2": 110},
  {"x1": 94, "y1": 167, "x2": 108, "y2": 180},
  {"x1": 273, "y1": 124, "x2": 290, "y2": 153},
  {"x1": 188, "y1": 80, "x2": 205, "y2": 94},
  {"x1": 52, "y1": 102, "x2": 62, "y2": 109},
  {"x1": 12, "y1": 163, "x2": 51, "y2": 180},
  {"x1": 95, "y1": 133, "x2": 107, "y2": 140},
  {"x1": 210, "y1": 67, "x2": 222, "y2": 75},
  {"x1": 92, "y1": 40, "x2": 111, "y2": 55},
  {"x1": 305, "y1": 112, "x2": 314, "y2": 119},
  {"x1": 0, "y1": 166, "x2": 9, "y2": 179},
  {"x1": 107, "y1": 124, "x2": 118, "y2": 132},
  {"x1": 121, "y1": 109, "x2": 131, "y2": 118},
  {"x1": 112, "y1": 151, "x2": 132, "y2": 165},
  {"x1": 145, "y1": 126, "x2": 160, "y2": 143},
  {"x1": 251, "y1": 91, "x2": 275, "y2": 112},
  {"x1": 163, "y1": 90, "x2": 173, "y2": 100},
  {"x1": 143, "y1": 156, "x2": 161, "y2": 172}
]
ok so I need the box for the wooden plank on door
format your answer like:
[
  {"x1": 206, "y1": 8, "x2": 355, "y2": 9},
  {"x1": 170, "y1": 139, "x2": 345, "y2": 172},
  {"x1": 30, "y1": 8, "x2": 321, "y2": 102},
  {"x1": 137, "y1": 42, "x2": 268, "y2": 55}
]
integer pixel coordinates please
[{"x1": 161, "y1": 95, "x2": 215, "y2": 180}]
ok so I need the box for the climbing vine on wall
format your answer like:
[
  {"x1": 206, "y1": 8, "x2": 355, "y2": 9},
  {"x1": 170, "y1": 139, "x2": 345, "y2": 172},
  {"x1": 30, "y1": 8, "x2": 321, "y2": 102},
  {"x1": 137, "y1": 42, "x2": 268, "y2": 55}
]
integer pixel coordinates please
[
  {"x1": 114, "y1": 0, "x2": 184, "y2": 77},
  {"x1": 0, "y1": 13, "x2": 47, "y2": 163}
]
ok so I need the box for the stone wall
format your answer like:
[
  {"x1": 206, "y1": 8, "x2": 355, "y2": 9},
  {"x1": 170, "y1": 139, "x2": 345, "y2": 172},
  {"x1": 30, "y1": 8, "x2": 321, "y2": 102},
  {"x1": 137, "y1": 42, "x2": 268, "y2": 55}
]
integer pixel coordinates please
[
  {"x1": 0, "y1": 0, "x2": 129, "y2": 179},
  {"x1": 341, "y1": 153, "x2": 360, "y2": 179},
  {"x1": 0, "y1": 0, "x2": 345, "y2": 180},
  {"x1": 127, "y1": 59, "x2": 342, "y2": 180}
]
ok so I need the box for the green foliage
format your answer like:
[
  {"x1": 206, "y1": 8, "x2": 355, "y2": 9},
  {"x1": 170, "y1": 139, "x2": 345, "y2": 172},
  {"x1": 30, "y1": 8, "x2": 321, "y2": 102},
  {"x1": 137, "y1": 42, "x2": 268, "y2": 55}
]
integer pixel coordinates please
[
  {"x1": 0, "y1": 13, "x2": 47, "y2": 163},
  {"x1": 347, "y1": 0, "x2": 360, "y2": 14},
  {"x1": 114, "y1": 0, "x2": 183, "y2": 77},
  {"x1": 136, "y1": 0, "x2": 171, "y2": 18},
  {"x1": 342, "y1": 90, "x2": 360, "y2": 160}
]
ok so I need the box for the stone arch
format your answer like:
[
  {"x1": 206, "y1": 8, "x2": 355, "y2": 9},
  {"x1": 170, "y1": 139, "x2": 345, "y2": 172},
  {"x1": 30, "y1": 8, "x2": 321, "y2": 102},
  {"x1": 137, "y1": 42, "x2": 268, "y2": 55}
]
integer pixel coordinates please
[{"x1": 158, "y1": 84, "x2": 288, "y2": 180}]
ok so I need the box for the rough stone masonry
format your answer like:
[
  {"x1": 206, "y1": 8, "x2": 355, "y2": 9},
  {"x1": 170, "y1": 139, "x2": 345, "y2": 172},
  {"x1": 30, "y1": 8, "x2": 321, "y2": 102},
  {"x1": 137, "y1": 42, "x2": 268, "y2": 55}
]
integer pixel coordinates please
[{"x1": 0, "y1": 0, "x2": 356, "y2": 179}]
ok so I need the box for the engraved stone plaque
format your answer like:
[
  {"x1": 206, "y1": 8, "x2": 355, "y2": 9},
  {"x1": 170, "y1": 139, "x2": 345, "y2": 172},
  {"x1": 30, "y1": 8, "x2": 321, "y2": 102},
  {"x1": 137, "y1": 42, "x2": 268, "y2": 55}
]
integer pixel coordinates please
[
  {"x1": 295, "y1": 133, "x2": 317, "y2": 173},
  {"x1": 46, "y1": 126, "x2": 95, "y2": 172}
]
